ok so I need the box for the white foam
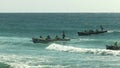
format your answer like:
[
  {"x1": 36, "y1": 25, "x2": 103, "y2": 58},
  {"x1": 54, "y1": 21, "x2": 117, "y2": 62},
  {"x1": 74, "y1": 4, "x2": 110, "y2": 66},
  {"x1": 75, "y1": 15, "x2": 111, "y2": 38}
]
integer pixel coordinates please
[
  {"x1": 0, "y1": 54, "x2": 53, "y2": 68},
  {"x1": 108, "y1": 30, "x2": 114, "y2": 33},
  {"x1": 78, "y1": 38, "x2": 95, "y2": 41},
  {"x1": 9, "y1": 63, "x2": 29, "y2": 68},
  {"x1": 46, "y1": 43, "x2": 120, "y2": 56},
  {"x1": 108, "y1": 30, "x2": 120, "y2": 33}
]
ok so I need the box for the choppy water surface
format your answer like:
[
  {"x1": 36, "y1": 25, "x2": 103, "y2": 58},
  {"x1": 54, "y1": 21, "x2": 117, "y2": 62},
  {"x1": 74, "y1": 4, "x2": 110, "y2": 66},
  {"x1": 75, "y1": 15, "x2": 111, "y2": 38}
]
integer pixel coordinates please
[{"x1": 0, "y1": 13, "x2": 120, "y2": 68}]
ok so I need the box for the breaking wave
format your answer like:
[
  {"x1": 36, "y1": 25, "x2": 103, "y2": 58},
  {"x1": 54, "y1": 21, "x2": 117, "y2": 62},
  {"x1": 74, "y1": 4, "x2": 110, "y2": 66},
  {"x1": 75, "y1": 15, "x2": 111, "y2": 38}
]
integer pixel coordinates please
[
  {"x1": 0, "y1": 54, "x2": 49, "y2": 68},
  {"x1": 0, "y1": 54, "x2": 68, "y2": 68},
  {"x1": 46, "y1": 43, "x2": 120, "y2": 56}
]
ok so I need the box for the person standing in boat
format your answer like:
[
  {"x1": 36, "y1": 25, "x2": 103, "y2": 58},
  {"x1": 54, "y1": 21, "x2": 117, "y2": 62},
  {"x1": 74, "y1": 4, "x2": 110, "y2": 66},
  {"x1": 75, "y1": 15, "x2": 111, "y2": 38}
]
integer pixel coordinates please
[
  {"x1": 100, "y1": 25, "x2": 104, "y2": 31},
  {"x1": 114, "y1": 41, "x2": 118, "y2": 49},
  {"x1": 114, "y1": 41, "x2": 118, "y2": 47},
  {"x1": 62, "y1": 31, "x2": 65, "y2": 39}
]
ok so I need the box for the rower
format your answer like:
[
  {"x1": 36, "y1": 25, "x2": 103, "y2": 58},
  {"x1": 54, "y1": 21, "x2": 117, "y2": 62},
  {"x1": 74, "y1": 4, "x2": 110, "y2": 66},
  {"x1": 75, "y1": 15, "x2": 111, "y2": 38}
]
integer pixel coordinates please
[
  {"x1": 46, "y1": 35, "x2": 51, "y2": 40},
  {"x1": 39, "y1": 36, "x2": 43, "y2": 40},
  {"x1": 96, "y1": 29, "x2": 99, "y2": 32},
  {"x1": 84, "y1": 30, "x2": 87, "y2": 32},
  {"x1": 55, "y1": 35, "x2": 60, "y2": 40},
  {"x1": 62, "y1": 31, "x2": 65, "y2": 39},
  {"x1": 32, "y1": 37, "x2": 34, "y2": 40}
]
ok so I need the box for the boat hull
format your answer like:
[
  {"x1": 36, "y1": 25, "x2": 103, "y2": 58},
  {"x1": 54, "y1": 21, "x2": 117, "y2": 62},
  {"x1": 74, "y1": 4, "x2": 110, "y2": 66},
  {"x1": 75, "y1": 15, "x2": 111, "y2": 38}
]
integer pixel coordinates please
[
  {"x1": 32, "y1": 38, "x2": 70, "y2": 43},
  {"x1": 78, "y1": 30, "x2": 107, "y2": 36},
  {"x1": 106, "y1": 45, "x2": 120, "y2": 50}
]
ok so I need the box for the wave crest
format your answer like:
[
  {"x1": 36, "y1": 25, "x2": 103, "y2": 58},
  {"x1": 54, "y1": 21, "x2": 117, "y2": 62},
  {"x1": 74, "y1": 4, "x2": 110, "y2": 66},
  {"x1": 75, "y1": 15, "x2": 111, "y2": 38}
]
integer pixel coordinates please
[{"x1": 46, "y1": 43, "x2": 120, "y2": 56}]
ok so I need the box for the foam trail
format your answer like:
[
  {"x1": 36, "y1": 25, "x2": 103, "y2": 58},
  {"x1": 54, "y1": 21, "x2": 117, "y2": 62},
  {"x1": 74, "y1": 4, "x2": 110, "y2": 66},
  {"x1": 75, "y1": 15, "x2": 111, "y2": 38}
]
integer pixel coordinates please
[
  {"x1": 46, "y1": 43, "x2": 120, "y2": 56},
  {"x1": 78, "y1": 38, "x2": 95, "y2": 41},
  {"x1": 108, "y1": 30, "x2": 120, "y2": 33},
  {"x1": 108, "y1": 30, "x2": 114, "y2": 33}
]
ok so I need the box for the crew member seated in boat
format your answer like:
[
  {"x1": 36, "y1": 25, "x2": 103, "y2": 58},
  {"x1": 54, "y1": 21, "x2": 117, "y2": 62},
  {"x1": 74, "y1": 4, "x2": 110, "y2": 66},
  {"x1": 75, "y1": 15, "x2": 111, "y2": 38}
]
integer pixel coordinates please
[
  {"x1": 89, "y1": 30, "x2": 94, "y2": 33},
  {"x1": 39, "y1": 36, "x2": 43, "y2": 40},
  {"x1": 32, "y1": 37, "x2": 34, "y2": 40},
  {"x1": 55, "y1": 35, "x2": 60, "y2": 40},
  {"x1": 96, "y1": 29, "x2": 99, "y2": 32},
  {"x1": 46, "y1": 35, "x2": 51, "y2": 40},
  {"x1": 62, "y1": 31, "x2": 65, "y2": 39},
  {"x1": 84, "y1": 30, "x2": 87, "y2": 32}
]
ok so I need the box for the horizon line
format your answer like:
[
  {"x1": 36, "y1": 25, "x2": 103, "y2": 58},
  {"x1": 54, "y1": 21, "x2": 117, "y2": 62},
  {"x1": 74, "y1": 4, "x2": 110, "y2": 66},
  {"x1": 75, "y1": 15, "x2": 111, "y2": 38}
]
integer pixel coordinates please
[{"x1": 0, "y1": 12, "x2": 120, "y2": 13}]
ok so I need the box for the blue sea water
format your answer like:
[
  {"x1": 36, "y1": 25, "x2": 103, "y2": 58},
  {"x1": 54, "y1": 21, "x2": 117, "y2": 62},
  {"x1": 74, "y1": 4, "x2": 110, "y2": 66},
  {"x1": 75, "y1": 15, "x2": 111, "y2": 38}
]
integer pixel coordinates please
[{"x1": 0, "y1": 13, "x2": 120, "y2": 68}]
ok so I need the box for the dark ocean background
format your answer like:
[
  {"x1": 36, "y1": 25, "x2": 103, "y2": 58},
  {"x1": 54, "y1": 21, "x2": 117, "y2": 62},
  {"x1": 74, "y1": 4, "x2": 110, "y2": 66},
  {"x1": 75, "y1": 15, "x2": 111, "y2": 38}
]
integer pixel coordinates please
[{"x1": 0, "y1": 13, "x2": 120, "y2": 68}]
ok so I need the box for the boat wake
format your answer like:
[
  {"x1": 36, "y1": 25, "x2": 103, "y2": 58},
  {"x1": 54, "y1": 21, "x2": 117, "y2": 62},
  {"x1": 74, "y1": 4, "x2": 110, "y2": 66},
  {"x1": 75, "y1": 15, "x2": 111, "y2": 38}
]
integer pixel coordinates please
[
  {"x1": 46, "y1": 43, "x2": 120, "y2": 56},
  {"x1": 108, "y1": 30, "x2": 120, "y2": 33}
]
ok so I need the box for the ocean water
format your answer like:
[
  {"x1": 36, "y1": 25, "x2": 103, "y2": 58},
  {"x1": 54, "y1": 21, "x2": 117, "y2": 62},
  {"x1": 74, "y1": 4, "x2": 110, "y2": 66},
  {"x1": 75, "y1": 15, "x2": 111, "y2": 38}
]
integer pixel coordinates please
[{"x1": 0, "y1": 13, "x2": 120, "y2": 68}]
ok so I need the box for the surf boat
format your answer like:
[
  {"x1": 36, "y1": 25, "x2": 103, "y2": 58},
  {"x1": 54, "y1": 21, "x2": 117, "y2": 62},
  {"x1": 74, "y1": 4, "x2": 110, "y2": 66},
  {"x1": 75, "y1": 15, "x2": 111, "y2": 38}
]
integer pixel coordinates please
[
  {"x1": 78, "y1": 25, "x2": 107, "y2": 36},
  {"x1": 32, "y1": 38, "x2": 70, "y2": 43},
  {"x1": 106, "y1": 45, "x2": 120, "y2": 50},
  {"x1": 78, "y1": 30, "x2": 107, "y2": 36}
]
